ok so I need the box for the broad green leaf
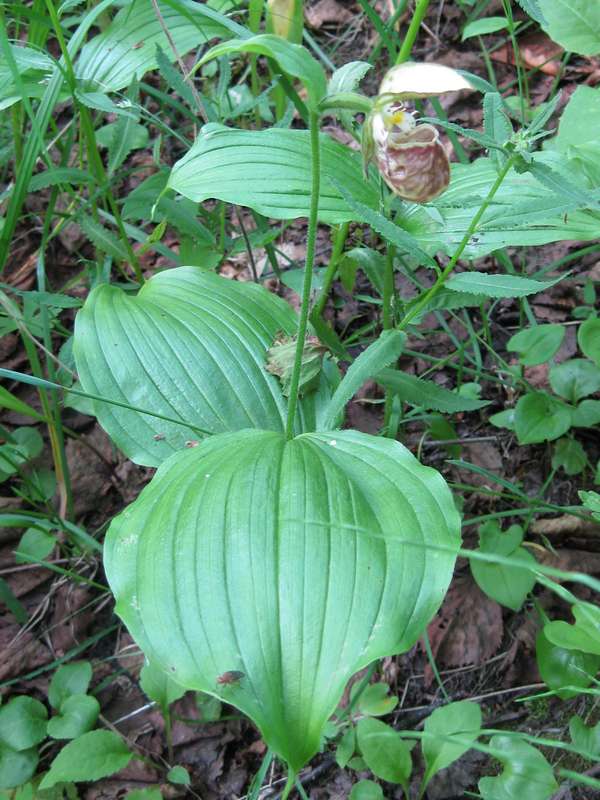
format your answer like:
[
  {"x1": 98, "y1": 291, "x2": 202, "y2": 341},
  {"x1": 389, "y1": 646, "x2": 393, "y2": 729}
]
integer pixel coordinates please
[
  {"x1": 479, "y1": 735, "x2": 557, "y2": 799},
  {"x1": 570, "y1": 716, "x2": 600, "y2": 759},
  {"x1": 404, "y1": 157, "x2": 600, "y2": 258},
  {"x1": 422, "y1": 701, "x2": 482, "y2": 788},
  {"x1": 336, "y1": 727, "x2": 356, "y2": 768},
  {"x1": 478, "y1": 521, "x2": 523, "y2": 557},
  {"x1": 0, "y1": 386, "x2": 42, "y2": 420},
  {"x1": 536, "y1": 629, "x2": 600, "y2": 700},
  {"x1": 75, "y1": 0, "x2": 244, "y2": 93},
  {"x1": 554, "y1": 86, "x2": 600, "y2": 154},
  {"x1": 350, "y1": 780, "x2": 384, "y2": 800},
  {"x1": 489, "y1": 407, "x2": 515, "y2": 432},
  {"x1": 74, "y1": 267, "x2": 301, "y2": 466},
  {"x1": 168, "y1": 126, "x2": 379, "y2": 225},
  {"x1": 197, "y1": 34, "x2": 327, "y2": 109},
  {"x1": 15, "y1": 528, "x2": 55, "y2": 565},
  {"x1": 507, "y1": 324, "x2": 565, "y2": 366},
  {"x1": 321, "y1": 331, "x2": 406, "y2": 429},
  {"x1": 471, "y1": 546, "x2": 536, "y2": 611},
  {"x1": 0, "y1": 697, "x2": 47, "y2": 751},
  {"x1": 544, "y1": 602, "x2": 600, "y2": 656},
  {"x1": 356, "y1": 719, "x2": 412, "y2": 789},
  {"x1": 356, "y1": 683, "x2": 398, "y2": 717},
  {"x1": 39, "y1": 730, "x2": 133, "y2": 789},
  {"x1": 126, "y1": 791, "x2": 163, "y2": 800},
  {"x1": 515, "y1": 0, "x2": 546, "y2": 24},
  {"x1": 578, "y1": 317, "x2": 600, "y2": 366},
  {"x1": 140, "y1": 661, "x2": 186, "y2": 714},
  {"x1": 0, "y1": 745, "x2": 38, "y2": 791},
  {"x1": 47, "y1": 695, "x2": 100, "y2": 740},
  {"x1": 514, "y1": 392, "x2": 572, "y2": 444},
  {"x1": 462, "y1": 17, "x2": 508, "y2": 40},
  {"x1": 376, "y1": 369, "x2": 489, "y2": 413},
  {"x1": 104, "y1": 429, "x2": 460, "y2": 770},
  {"x1": 538, "y1": 0, "x2": 600, "y2": 56},
  {"x1": 445, "y1": 272, "x2": 561, "y2": 298},
  {"x1": 572, "y1": 399, "x2": 600, "y2": 428},
  {"x1": 549, "y1": 359, "x2": 600, "y2": 403},
  {"x1": 167, "y1": 766, "x2": 190, "y2": 785},
  {"x1": 551, "y1": 437, "x2": 587, "y2": 476},
  {"x1": 266, "y1": 0, "x2": 304, "y2": 42},
  {"x1": 49, "y1": 662, "x2": 92, "y2": 709}
]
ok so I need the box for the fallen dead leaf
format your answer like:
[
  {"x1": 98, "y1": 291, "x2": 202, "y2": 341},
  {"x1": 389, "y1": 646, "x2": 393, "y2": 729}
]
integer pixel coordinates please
[
  {"x1": 424, "y1": 575, "x2": 503, "y2": 685},
  {"x1": 0, "y1": 617, "x2": 50, "y2": 682},
  {"x1": 305, "y1": 0, "x2": 354, "y2": 29},
  {"x1": 531, "y1": 516, "x2": 600, "y2": 538},
  {"x1": 491, "y1": 32, "x2": 563, "y2": 76}
]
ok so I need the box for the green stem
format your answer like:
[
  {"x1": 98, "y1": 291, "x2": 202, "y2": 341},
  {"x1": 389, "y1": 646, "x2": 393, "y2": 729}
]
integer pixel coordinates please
[
  {"x1": 284, "y1": 112, "x2": 321, "y2": 440},
  {"x1": 399, "y1": 155, "x2": 516, "y2": 330},
  {"x1": 311, "y1": 221, "x2": 349, "y2": 321},
  {"x1": 396, "y1": 0, "x2": 431, "y2": 64},
  {"x1": 382, "y1": 245, "x2": 396, "y2": 435},
  {"x1": 281, "y1": 769, "x2": 296, "y2": 800}
]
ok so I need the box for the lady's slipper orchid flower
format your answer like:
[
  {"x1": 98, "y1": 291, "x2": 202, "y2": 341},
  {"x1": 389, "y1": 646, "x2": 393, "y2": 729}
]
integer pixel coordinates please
[{"x1": 363, "y1": 62, "x2": 473, "y2": 203}]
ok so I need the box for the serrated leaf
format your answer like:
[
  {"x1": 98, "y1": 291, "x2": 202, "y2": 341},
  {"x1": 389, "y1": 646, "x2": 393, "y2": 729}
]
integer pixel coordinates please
[
  {"x1": 105, "y1": 429, "x2": 460, "y2": 771},
  {"x1": 321, "y1": 331, "x2": 406, "y2": 429},
  {"x1": 330, "y1": 179, "x2": 437, "y2": 267},
  {"x1": 197, "y1": 34, "x2": 327, "y2": 110},
  {"x1": 328, "y1": 61, "x2": 372, "y2": 95},
  {"x1": 483, "y1": 92, "x2": 512, "y2": 160},
  {"x1": 74, "y1": 267, "x2": 299, "y2": 466},
  {"x1": 445, "y1": 272, "x2": 562, "y2": 298},
  {"x1": 356, "y1": 718, "x2": 412, "y2": 789},
  {"x1": 168, "y1": 126, "x2": 380, "y2": 225},
  {"x1": 77, "y1": 215, "x2": 129, "y2": 261},
  {"x1": 376, "y1": 369, "x2": 489, "y2": 413},
  {"x1": 39, "y1": 730, "x2": 133, "y2": 789},
  {"x1": 28, "y1": 168, "x2": 95, "y2": 191}
]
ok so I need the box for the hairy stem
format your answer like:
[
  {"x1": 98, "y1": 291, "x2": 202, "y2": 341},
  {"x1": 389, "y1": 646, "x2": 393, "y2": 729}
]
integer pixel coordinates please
[
  {"x1": 285, "y1": 111, "x2": 321, "y2": 439},
  {"x1": 311, "y1": 221, "x2": 349, "y2": 321},
  {"x1": 399, "y1": 155, "x2": 516, "y2": 330}
]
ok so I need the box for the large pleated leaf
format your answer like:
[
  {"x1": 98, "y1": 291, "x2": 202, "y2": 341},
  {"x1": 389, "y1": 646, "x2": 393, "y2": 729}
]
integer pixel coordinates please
[
  {"x1": 105, "y1": 428, "x2": 460, "y2": 770},
  {"x1": 73, "y1": 267, "x2": 299, "y2": 466},
  {"x1": 404, "y1": 156, "x2": 600, "y2": 258},
  {"x1": 75, "y1": 0, "x2": 245, "y2": 93},
  {"x1": 168, "y1": 128, "x2": 598, "y2": 253},
  {"x1": 167, "y1": 126, "x2": 380, "y2": 224}
]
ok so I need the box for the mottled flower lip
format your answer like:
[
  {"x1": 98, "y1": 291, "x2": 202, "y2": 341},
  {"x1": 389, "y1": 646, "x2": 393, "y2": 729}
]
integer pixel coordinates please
[{"x1": 378, "y1": 61, "x2": 474, "y2": 100}]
